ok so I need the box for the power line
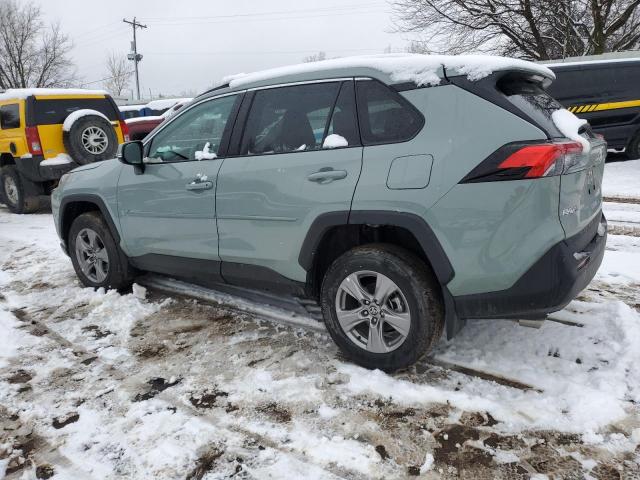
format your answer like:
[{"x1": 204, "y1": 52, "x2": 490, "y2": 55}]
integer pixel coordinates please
[
  {"x1": 138, "y1": 2, "x2": 387, "y2": 22},
  {"x1": 80, "y1": 70, "x2": 135, "y2": 87},
  {"x1": 123, "y1": 17, "x2": 147, "y2": 101},
  {"x1": 145, "y1": 10, "x2": 389, "y2": 27}
]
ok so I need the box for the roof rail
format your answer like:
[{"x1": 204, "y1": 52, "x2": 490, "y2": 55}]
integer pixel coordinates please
[{"x1": 198, "y1": 83, "x2": 230, "y2": 97}]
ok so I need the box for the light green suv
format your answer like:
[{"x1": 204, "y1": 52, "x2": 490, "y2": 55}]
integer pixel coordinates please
[{"x1": 52, "y1": 55, "x2": 607, "y2": 371}]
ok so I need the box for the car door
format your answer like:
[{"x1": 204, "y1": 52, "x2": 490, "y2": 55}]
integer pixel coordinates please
[
  {"x1": 216, "y1": 80, "x2": 363, "y2": 286},
  {"x1": 117, "y1": 93, "x2": 241, "y2": 270}
]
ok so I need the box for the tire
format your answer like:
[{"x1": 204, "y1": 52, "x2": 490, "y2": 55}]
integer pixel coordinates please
[
  {"x1": 320, "y1": 244, "x2": 444, "y2": 372},
  {"x1": 68, "y1": 211, "x2": 135, "y2": 290},
  {"x1": 627, "y1": 132, "x2": 640, "y2": 160},
  {"x1": 63, "y1": 115, "x2": 118, "y2": 165},
  {"x1": 1, "y1": 165, "x2": 40, "y2": 214}
]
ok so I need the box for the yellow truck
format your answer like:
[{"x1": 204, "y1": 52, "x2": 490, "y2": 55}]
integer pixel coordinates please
[{"x1": 0, "y1": 88, "x2": 129, "y2": 213}]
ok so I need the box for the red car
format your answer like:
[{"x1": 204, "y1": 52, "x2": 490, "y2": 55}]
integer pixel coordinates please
[{"x1": 125, "y1": 98, "x2": 192, "y2": 141}]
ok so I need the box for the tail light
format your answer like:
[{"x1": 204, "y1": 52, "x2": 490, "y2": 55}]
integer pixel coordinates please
[
  {"x1": 119, "y1": 120, "x2": 130, "y2": 142},
  {"x1": 25, "y1": 126, "x2": 43, "y2": 155},
  {"x1": 461, "y1": 141, "x2": 584, "y2": 183}
]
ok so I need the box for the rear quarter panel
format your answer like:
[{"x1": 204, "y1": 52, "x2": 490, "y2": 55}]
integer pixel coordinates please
[{"x1": 351, "y1": 84, "x2": 566, "y2": 297}]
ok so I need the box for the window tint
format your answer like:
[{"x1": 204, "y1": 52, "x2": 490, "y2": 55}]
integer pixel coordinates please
[
  {"x1": 0, "y1": 104, "x2": 20, "y2": 129},
  {"x1": 148, "y1": 94, "x2": 238, "y2": 163},
  {"x1": 32, "y1": 98, "x2": 119, "y2": 125},
  {"x1": 355, "y1": 80, "x2": 423, "y2": 145},
  {"x1": 240, "y1": 82, "x2": 340, "y2": 155}
]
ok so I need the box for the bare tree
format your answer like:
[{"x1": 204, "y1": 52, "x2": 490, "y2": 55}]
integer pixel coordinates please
[
  {"x1": 303, "y1": 51, "x2": 327, "y2": 63},
  {"x1": 103, "y1": 52, "x2": 132, "y2": 97},
  {"x1": 392, "y1": 0, "x2": 640, "y2": 60},
  {"x1": 0, "y1": 0, "x2": 76, "y2": 89}
]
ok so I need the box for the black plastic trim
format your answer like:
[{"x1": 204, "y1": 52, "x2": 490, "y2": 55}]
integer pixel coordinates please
[
  {"x1": 14, "y1": 154, "x2": 75, "y2": 182},
  {"x1": 221, "y1": 262, "x2": 305, "y2": 295},
  {"x1": 454, "y1": 212, "x2": 606, "y2": 319},
  {"x1": 298, "y1": 210, "x2": 455, "y2": 285},
  {"x1": 59, "y1": 194, "x2": 122, "y2": 251},
  {"x1": 129, "y1": 254, "x2": 223, "y2": 285}
]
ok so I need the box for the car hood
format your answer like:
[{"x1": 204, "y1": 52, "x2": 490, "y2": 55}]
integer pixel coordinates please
[{"x1": 70, "y1": 159, "x2": 114, "y2": 173}]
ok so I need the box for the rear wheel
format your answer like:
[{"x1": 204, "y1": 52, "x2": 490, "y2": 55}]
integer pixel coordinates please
[
  {"x1": 69, "y1": 212, "x2": 135, "y2": 290},
  {"x1": 320, "y1": 244, "x2": 444, "y2": 371},
  {"x1": 627, "y1": 131, "x2": 640, "y2": 160},
  {"x1": 63, "y1": 115, "x2": 118, "y2": 165},
  {"x1": 1, "y1": 166, "x2": 40, "y2": 214}
]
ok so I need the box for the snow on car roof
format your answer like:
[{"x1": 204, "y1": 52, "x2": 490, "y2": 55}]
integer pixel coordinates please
[
  {"x1": 144, "y1": 97, "x2": 192, "y2": 111},
  {"x1": 118, "y1": 104, "x2": 146, "y2": 111},
  {"x1": 224, "y1": 53, "x2": 555, "y2": 89},
  {"x1": 0, "y1": 88, "x2": 108, "y2": 100}
]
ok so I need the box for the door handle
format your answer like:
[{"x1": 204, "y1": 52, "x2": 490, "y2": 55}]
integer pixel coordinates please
[
  {"x1": 186, "y1": 180, "x2": 213, "y2": 191},
  {"x1": 307, "y1": 169, "x2": 347, "y2": 183}
]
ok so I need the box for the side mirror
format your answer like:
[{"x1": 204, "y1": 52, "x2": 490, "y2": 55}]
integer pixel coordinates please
[{"x1": 117, "y1": 141, "x2": 144, "y2": 166}]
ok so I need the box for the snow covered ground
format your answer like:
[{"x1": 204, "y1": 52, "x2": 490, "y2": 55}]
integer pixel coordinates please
[{"x1": 1, "y1": 160, "x2": 639, "y2": 479}]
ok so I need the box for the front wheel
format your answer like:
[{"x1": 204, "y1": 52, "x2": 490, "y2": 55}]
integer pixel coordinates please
[
  {"x1": 1, "y1": 166, "x2": 40, "y2": 214},
  {"x1": 320, "y1": 244, "x2": 444, "y2": 371},
  {"x1": 68, "y1": 212, "x2": 135, "y2": 290}
]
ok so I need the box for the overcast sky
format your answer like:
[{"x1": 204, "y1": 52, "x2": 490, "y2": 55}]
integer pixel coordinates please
[{"x1": 37, "y1": 0, "x2": 409, "y2": 99}]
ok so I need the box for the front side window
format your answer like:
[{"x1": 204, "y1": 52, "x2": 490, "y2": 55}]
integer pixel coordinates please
[
  {"x1": 356, "y1": 79, "x2": 424, "y2": 145},
  {"x1": 147, "y1": 94, "x2": 238, "y2": 163},
  {"x1": 0, "y1": 104, "x2": 20, "y2": 129},
  {"x1": 240, "y1": 82, "x2": 342, "y2": 155}
]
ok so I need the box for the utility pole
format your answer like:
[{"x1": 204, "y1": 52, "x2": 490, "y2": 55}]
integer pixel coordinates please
[{"x1": 123, "y1": 17, "x2": 147, "y2": 101}]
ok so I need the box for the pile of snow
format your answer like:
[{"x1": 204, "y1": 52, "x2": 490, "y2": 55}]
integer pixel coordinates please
[
  {"x1": 62, "y1": 109, "x2": 110, "y2": 132},
  {"x1": 195, "y1": 142, "x2": 217, "y2": 160},
  {"x1": 125, "y1": 115, "x2": 163, "y2": 124},
  {"x1": 225, "y1": 54, "x2": 555, "y2": 88},
  {"x1": 40, "y1": 153, "x2": 74, "y2": 166},
  {"x1": 322, "y1": 134, "x2": 348, "y2": 149},
  {"x1": 118, "y1": 104, "x2": 146, "y2": 112},
  {"x1": 0, "y1": 88, "x2": 107, "y2": 101},
  {"x1": 552, "y1": 109, "x2": 591, "y2": 152}
]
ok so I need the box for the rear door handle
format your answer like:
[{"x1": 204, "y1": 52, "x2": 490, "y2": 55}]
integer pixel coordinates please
[
  {"x1": 307, "y1": 169, "x2": 347, "y2": 183},
  {"x1": 186, "y1": 180, "x2": 213, "y2": 191}
]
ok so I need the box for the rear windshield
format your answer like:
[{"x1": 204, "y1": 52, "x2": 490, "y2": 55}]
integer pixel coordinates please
[
  {"x1": 30, "y1": 98, "x2": 119, "y2": 125},
  {"x1": 498, "y1": 76, "x2": 564, "y2": 138}
]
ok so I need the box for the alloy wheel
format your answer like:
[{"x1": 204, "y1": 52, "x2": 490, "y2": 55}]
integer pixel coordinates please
[
  {"x1": 75, "y1": 228, "x2": 109, "y2": 283},
  {"x1": 4, "y1": 175, "x2": 18, "y2": 206},
  {"x1": 335, "y1": 270, "x2": 411, "y2": 353},
  {"x1": 81, "y1": 126, "x2": 108, "y2": 154}
]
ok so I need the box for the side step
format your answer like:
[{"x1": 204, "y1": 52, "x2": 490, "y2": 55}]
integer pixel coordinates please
[
  {"x1": 295, "y1": 297, "x2": 324, "y2": 322},
  {"x1": 517, "y1": 319, "x2": 545, "y2": 329}
]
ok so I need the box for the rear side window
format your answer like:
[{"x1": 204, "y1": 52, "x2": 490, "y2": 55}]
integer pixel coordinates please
[
  {"x1": 240, "y1": 82, "x2": 340, "y2": 155},
  {"x1": 355, "y1": 79, "x2": 424, "y2": 145},
  {"x1": 0, "y1": 104, "x2": 20, "y2": 129},
  {"x1": 498, "y1": 76, "x2": 564, "y2": 138},
  {"x1": 31, "y1": 98, "x2": 119, "y2": 125}
]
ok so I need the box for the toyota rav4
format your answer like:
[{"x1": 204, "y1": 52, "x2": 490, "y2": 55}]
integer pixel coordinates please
[{"x1": 51, "y1": 55, "x2": 607, "y2": 371}]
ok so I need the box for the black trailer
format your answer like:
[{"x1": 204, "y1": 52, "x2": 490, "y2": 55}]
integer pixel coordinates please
[{"x1": 546, "y1": 57, "x2": 640, "y2": 158}]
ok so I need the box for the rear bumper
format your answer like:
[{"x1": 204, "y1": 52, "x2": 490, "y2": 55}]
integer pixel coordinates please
[
  {"x1": 15, "y1": 155, "x2": 77, "y2": 182},
  {"x1": 454, "y1": 212, "x2": 607, "y2": 319}
]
